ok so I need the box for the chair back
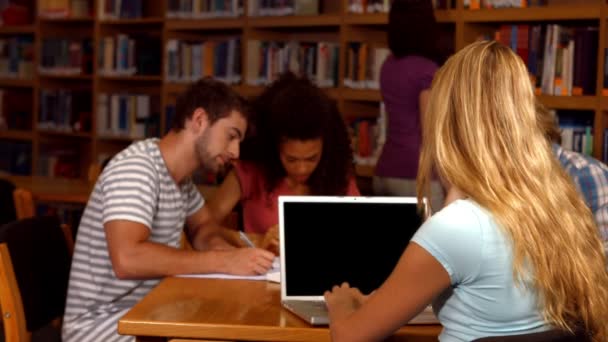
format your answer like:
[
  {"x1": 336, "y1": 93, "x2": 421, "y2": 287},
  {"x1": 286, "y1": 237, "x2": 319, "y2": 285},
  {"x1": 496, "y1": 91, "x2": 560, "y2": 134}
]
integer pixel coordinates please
[
  {"x1": 13, "y1": 188, "x2": 35, "y2": 219},
  {"x1": 0, "y1": 215, "x2": 72, "y2": 342},
  {"x1": 0, "y1": 178, "x2": 17, "y2": 225}
]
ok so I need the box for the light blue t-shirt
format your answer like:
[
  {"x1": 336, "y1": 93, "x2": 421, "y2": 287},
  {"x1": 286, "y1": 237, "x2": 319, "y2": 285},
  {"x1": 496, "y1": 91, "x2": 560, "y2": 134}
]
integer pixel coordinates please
[{"x1": 411, "y1": 199, "x2": 551, "y2": 341}]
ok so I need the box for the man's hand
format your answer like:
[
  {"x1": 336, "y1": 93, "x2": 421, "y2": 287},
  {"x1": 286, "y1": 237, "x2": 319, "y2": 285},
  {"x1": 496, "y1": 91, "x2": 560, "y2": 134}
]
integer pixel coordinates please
[
  {"x1": 261, "y1": 224, "x2": 280, "y2": 255},
  {"x1": 220, "y1": 247, "x2": 275, "y2": 275}
]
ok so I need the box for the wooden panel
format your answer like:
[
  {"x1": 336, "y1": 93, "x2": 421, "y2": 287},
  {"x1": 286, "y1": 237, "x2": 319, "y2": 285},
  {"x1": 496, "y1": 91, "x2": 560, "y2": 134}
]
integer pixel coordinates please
[
  {"x1": 462, "y1": 5, "x2": 602, "y2": 22},
  {"x1": 537, "y1": 95, "x2": 598, "y2": 110},
  {"x1": 248, "y1": 15, "x2": 341, "y2": 28},
  {"x1": 165, "y1": 19, "x2": 244, "y2": 30}
]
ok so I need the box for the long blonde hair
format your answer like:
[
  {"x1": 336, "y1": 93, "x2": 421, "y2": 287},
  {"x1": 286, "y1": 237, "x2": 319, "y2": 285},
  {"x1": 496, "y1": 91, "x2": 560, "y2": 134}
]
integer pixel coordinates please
[{"x1": 417, "y1": 40, "x2": 608, "y2": 340}]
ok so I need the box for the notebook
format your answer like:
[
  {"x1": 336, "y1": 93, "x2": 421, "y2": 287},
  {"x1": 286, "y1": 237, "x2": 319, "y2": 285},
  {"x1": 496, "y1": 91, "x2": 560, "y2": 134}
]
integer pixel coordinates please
[{"x1": 279, "y1": 195, "x2": 438, "y2": 326}]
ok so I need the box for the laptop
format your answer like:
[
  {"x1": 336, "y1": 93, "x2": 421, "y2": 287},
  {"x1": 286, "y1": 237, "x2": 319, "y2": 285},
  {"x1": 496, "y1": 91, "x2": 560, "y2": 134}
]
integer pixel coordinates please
[{"x1": 279, "y1": 196, "x2": 438, "y2": 325}]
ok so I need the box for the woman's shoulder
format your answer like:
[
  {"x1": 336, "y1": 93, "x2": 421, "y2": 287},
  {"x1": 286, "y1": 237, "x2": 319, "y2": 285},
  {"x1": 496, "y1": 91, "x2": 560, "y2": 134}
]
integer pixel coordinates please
[{"x1": 383, "y1": 54, "x2": 438, "y2": 70}]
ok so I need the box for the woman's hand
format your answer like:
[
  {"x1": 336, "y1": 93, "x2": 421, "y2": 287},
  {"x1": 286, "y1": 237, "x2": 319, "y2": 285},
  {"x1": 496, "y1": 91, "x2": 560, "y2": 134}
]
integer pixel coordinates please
[
  {"x1": 324, "y1": 282, "x2": 368, "y2": 322},
  {"x1": 261, "y1": 224, "x2": 280, "y2": 255}
]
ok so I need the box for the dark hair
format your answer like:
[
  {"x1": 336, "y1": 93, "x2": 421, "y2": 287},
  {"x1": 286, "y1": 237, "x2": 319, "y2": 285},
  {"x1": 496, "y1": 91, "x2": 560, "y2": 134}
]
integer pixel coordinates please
[
  {"x1": 388, "y1": 0, "x2": 441, "y2": 62},
  {"x1": 172, "y1": 77, "x2": 247, "y2": 131},
  {"x1": 241, "y1": 72, "x2": 354, "y2": 196}
]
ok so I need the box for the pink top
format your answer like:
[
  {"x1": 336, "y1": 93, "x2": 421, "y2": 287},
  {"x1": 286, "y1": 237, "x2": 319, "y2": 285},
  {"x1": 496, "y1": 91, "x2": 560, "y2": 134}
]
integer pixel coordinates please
[{"x1": 234, "y1": 161, "x2": 361, "y2": 234}]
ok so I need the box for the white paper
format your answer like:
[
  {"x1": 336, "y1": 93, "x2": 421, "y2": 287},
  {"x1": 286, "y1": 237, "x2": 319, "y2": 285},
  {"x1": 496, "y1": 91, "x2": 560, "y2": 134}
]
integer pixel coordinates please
[{"x1": 177, "y1": 257, "x2": 280, "y2": 282}]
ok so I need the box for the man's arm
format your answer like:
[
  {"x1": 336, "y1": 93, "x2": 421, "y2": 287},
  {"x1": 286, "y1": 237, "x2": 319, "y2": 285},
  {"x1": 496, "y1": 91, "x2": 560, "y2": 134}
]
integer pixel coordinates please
[
  {"x1": 105, "y1": 220, "x2": 275, "y2": 279},
  {"x1": 186, "y1": 170, "x2": 244, "y2": 250}
]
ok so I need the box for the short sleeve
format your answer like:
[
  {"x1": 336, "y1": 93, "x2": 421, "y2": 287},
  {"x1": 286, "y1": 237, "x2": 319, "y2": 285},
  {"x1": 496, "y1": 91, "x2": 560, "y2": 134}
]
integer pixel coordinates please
[
  {"x1": 184, "y1": 179, "x2": 204, "y2": 217},
  {"x1": 418, "y1": 62, "x2": 437, "y2": 91},
  {"x1": 346, "y1": 177, "x2": 361, "y2": 196},
  {"x1": 411, "y1": 200, "x2": 482, "y2": 285},
  {"x1": 101, "y1": 155, "x2": 159, "y2": 228},
  {"x1": 234, "y1": 161, "x2": 261, "y2": 200}
]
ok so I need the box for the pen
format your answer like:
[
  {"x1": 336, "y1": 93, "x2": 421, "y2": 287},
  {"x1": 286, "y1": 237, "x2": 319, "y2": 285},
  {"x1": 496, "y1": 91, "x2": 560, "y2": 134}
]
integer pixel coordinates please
[{"x1": 239, "y1": 231, "x2": 255, "y2": 247}]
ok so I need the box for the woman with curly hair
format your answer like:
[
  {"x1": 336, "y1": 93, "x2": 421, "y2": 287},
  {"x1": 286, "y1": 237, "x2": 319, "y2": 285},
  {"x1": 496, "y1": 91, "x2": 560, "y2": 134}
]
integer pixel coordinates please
[
  {"x1": 324, "y1": 41, "x2": 608, "y2": 341},
  {"x1": 206, "y1": 72, "x2": 359, "y2": 254}
]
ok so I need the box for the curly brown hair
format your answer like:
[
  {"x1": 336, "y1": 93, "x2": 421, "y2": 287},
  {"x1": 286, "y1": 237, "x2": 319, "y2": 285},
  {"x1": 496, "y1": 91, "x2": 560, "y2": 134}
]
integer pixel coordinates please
[{"x1": 241, "y1": 72, "x2": 355, "y2": 195}]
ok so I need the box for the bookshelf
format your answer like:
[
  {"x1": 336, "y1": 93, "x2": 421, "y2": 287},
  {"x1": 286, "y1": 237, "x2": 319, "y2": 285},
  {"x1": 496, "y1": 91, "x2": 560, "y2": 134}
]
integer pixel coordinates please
[{"x1": 0, "y1": 0, "x2": 606, "y2": 185}]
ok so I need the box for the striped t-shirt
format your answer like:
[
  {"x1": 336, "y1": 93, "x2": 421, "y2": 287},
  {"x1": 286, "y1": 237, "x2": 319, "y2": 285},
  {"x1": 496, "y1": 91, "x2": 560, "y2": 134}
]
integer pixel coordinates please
[{"x1": 62, "y1": 138, "x2": 204, "y2": 342}]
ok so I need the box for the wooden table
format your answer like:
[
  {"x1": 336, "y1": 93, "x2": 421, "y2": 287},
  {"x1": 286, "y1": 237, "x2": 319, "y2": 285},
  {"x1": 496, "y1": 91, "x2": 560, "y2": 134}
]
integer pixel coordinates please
[
  {"x1": 118, "y1": 278, "x2": 442, "y2": 342},
  {"x1": 1, "y1": 175, "x2": 217, "y2": 204}
]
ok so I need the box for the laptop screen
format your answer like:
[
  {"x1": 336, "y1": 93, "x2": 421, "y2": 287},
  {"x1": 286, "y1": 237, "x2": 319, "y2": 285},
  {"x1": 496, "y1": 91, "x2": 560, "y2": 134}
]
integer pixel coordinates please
[{"x1": 281, "y1": 197, "x2": 424, "y2": 297}]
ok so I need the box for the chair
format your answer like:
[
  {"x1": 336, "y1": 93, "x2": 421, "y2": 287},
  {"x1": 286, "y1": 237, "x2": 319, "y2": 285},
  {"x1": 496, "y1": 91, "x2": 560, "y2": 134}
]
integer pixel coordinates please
[
  {"x1": 0, "y1": 215, "x2": 73, "y2": 342},
  {"x1": 12, "y1": 188, "x2": 35, "y2": 220},
  {"x1": 0, "y1": 178, "x2": 17, "y2": 225},
  {"x1": 472, "y1": 328, "x2": 590, "y2": 342}
]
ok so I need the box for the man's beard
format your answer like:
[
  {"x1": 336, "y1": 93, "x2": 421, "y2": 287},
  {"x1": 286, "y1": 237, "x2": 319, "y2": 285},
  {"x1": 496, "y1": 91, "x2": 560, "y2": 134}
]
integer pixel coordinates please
[{"x1": 194, "y1": 131, "x2": 222, "y2": 174}]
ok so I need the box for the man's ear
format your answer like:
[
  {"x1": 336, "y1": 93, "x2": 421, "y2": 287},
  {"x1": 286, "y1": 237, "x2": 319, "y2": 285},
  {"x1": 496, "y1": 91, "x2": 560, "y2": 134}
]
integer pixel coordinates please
[{"x1": 190, "y1": 107, "x2": 209, "y2": 133}]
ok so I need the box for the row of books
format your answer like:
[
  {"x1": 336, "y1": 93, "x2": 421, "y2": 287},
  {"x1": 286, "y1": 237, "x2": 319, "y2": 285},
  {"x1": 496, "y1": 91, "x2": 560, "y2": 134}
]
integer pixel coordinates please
[
  {"x1": 0, "y1": 37, "x2": 34, "y2": 80},
  {"x1": 0, "y1": 0, "x2": 33, "y2": 26},
  {"x1": 96, "y1": 93, "x2": 160, "y2": 139},
  {"x1": 347, "y1": 0, "x2": 452, "y2": 12},
  {"x1": 37, "y1": 147, "x2": 81, "y2": 178},
  {"x1": 247, "y1": 0, "x2": 318, "y2": 16},
  {"x1": 246, "y1": 40, "x2": 339, "y2": 88},
  {"x1": 343, "y1": 43, "x2": 389, "y2": 90},
  {"x1": 167, "y1": 0, "x2": 243, "y2": 18},
  {"x1": 39, "y1": 38, "x2": 93, "y2": 76},
  {"x1": 166, "y1": 38, "x2": 242, "y2": 85},
  {"x1": 98, "y1": 0, "x2": 144, "y2": 19},
  {"x1": 466, "y1": 0, "x2": 594, "y2": 9},
  {"x1": 493, "y1": 24, "x2": 598, "y2": 96},
  {"x1": 0, "y1": 140, "x2": 30, "y2": 175},
  {"x1": 351, "y1": 103, "x2": 386, "y2": 168},
  {"x1": 38, "y1": 89, "x2": 91, "y2": 133},
  {"x1": 0, "y1": 89, "x2": 31, "y2": 131},
  {"x1": 38, "y1": 0, "x2": 91, "y2": 18},
  {"x1": 98, "y1": 35, "x2": 161, "y2": 76}
]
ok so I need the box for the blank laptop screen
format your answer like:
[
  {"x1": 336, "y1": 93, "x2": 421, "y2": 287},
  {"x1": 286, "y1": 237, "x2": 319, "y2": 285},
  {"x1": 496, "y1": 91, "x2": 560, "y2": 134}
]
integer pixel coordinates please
[{"x1": 283, "y1": 200, "x2": 423, "y2": 296}]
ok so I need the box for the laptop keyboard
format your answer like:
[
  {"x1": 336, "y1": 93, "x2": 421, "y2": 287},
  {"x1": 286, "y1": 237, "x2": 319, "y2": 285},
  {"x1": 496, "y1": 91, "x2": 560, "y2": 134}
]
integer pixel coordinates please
[{"x1": 285, "y1": 300, "x2": 328, "y2": 316}]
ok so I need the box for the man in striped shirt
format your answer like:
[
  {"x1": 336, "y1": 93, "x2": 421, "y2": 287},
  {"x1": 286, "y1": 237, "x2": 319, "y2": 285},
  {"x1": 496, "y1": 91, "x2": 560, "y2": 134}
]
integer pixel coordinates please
[
  {"x1": 537, "y1": 102, "x2": 608, "y2": 256},
  {"x1": 62, "y1": 78, "x2": 276, "y2": 342}
]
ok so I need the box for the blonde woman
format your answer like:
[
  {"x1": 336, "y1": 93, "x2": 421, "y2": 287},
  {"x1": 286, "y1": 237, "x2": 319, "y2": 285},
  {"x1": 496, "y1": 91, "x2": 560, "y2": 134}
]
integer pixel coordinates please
[{"x1": 324, "y1": 41, "x2": 608, "y2": 342}]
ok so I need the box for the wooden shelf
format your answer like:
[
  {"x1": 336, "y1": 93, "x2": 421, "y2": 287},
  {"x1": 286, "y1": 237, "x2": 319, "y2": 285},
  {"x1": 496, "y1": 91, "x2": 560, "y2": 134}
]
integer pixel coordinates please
[
  {"x1": 341, "y1": 88, "x2": 381, "y2": 102},
  {"x1": 537, "y1": 95, "x2": 597, "y2": 110},
  {"x1": 99, "y1": 17, "x2": 164, "y2": 25},
  {"x1": 355, "y1": 164, "x2": 375, "y2": 178},
  {"x1": 38, "y1": 16, "x2": 95, "y2": 23},
  {"x1": 248, "y1": 15, "x2": 341, "y2": 28},
  {"x1": 166, "y1": 18, "x2": 244, "y2": 30},
  {"x1": 0, "y1": 25, "x2": 35, "y2": 34},
  {"x1": 0, "y1": 130, "x2": 33, "y2": 141},
  {"x1": 602, "y1": 97, "x2": 608, "y2": 111},
  {"x1": 462, "y1": 5, "x2": 602, "y2": 22},
  {"x1": 343, "y1": 9, "x2": 457, "y2": 25},
  {"x1": 38, "y1": 72, "x2": 93, "y2": 80},
  {"x1": 97, "y1": 135, "x2": 139, "y2": 142},
  {"x1": 37, "y1": 130, "x2": 92, "y2": 139},
  {"x1": 99, "y1": 75, "x2": 162, "y2": 82},
  {"x1": 0, "y1": 78, "x2": 34, "y2": 88}
]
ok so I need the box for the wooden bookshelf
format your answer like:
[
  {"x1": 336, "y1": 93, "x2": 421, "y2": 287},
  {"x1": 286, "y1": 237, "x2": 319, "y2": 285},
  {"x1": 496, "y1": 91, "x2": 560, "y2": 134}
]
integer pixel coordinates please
[
  {"x1": 461, "y1": 4, "x2": 602, "y2": 22},
  {"x1": 0, "y1": 78, "x2": 35, "y2": 88},
  {"x1": 0, "y1": 25, "x2": 36, "y2": 34},
  {"x1": 1, "y1": 0, "x2": 607, "y2": 182},
  {"x1": 248, "y1": 14, "x2": 342, "y2": 28},
  {"x1": 0, "y1": 130, "x2": 34, "y2": 141}
]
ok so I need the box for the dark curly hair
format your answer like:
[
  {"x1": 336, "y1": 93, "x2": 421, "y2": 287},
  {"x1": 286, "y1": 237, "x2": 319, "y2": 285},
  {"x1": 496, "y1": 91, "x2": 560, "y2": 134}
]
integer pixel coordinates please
[{"x1": 241, "y1": 72, "x2": 354, "y2": 195}]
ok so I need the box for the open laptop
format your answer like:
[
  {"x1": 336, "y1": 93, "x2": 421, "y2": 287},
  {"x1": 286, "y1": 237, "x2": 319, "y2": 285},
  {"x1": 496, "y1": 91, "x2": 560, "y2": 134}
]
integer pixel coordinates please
[{"x1": 279, "y1": 196, "x2": 438, "y2": 325}]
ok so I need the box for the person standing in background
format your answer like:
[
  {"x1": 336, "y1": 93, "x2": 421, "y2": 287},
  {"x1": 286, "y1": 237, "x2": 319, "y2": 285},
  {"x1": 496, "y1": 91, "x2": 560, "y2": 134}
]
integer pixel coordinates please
[{"x1": 374, "y1": 0, "x2": 444, "y2": 212}]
